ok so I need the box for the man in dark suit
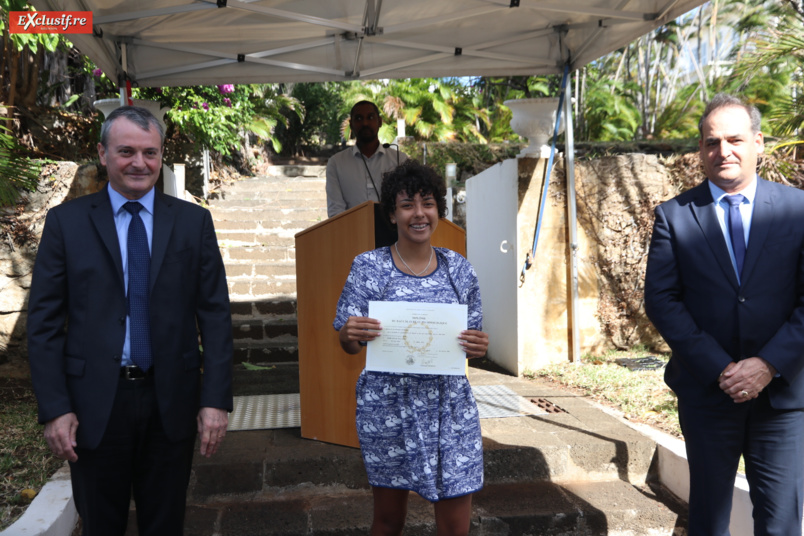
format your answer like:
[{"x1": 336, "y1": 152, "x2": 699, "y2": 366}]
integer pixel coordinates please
[
  {"x1": 645, "y1": 93, "x2": 804, "y2": 535},
  {"x1": 27, "y1": 106, "x2": 233, "y2": 535}
]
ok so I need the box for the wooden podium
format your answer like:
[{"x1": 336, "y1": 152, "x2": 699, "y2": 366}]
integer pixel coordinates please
[{"x1": 295, "y1": 201, "x2": 466, "y2": 448}]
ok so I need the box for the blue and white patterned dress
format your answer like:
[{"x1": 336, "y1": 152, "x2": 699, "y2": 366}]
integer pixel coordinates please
[{"x1": 333, "y1": 246, "x2": 484, "y2": 502}]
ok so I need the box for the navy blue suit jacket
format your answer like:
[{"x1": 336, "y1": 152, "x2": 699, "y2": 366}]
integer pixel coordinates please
[
  {"x1": 27, "y1": 186, "x2": 233, "y2": 449},
  {"x1": 645, "y1": 178, "x2": 804, "y2": 408}
]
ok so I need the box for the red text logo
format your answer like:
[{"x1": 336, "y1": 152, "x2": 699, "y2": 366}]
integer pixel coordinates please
[{"x1": 9, "y1": 11, "x2": 93, "y2": 34}]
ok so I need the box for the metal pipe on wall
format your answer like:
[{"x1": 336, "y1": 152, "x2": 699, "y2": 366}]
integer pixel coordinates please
[{"x1": 564, "y1": 69, "x2": 580, "y2": 364}]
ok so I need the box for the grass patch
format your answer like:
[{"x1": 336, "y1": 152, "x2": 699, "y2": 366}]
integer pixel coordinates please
[
  {"x1": 0, "y1": 378, "x2": 63, "y2": 531},
  {"x1": 525, "y1": 347, "x2": 681, "y2": 438}
]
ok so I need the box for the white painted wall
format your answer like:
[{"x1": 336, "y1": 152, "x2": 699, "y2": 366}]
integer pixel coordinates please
[{"x1": 466, "y1": 160, "x2": 519, "y2": 373}]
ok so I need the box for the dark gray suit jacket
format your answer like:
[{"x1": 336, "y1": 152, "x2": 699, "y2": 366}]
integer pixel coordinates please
[
  {"x1": 27, "y1": 186, "x2": 233, "y2": 449},
  {"x1": 645, "y1": 178, "x2": 804, "y2": 408}
]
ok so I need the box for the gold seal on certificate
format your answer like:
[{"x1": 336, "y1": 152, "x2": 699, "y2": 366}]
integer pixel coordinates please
[{"x1": 367, "y1": 301, "x2": 468, "y2": 375}]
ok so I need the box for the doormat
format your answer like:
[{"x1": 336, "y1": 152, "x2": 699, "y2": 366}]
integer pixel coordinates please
[
  {"x1": 473, "y1": 384, "x2": 548, "y2": 419},
  {"x1": 228, "y1": 384, "x2": 548, "y2": 431},
  {"x1": 227, "y1": 393, "x2": 301, "y2": 431}
]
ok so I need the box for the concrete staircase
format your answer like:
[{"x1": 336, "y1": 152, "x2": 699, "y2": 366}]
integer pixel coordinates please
[
  {"x1": 210, "y1": 166, "x2": 328, "y2": 394},
  {"x1": 173, "y1": 167, "x2": 689, "y2": 535}
]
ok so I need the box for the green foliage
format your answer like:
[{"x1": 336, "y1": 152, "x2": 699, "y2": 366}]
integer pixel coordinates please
[
  {"x1": 0, "y1": 119, "x2": 40, "y2": 206},
  {"x1": 132, "y1": 84, "x2": 298, "y2": 156},
  {"x1": 274, "y1": 82, "x2": 344, "y2": 155},
  {"x1": 244, "y1": 85, "x2": 299, "y2": 154},
  {"x1": 652, "y1": 84, "x2": 704, "y2": 139},
  {"x1": 732, "y1": 6, "x2": 804, "y2": 146},
  {"x1": 399, "y1": 141, "x2": 522, "y2": 185},
  {"x1": 133, "y1": 85, "x2": 248, "y2": 155},
  {"x1": 381, "y1": 78, "x2": 489, "y2": 143},
  {"x1": 0, "y1": 0, "x2": 61, "y2": 54},
  {"x1": 580, "y1": 74, "x2": 642, "y2": 142}
]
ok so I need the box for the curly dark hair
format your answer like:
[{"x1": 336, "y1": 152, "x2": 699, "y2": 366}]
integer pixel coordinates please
[{"x1": 380, "y1": 160, "x2": 447, "y2": 221}]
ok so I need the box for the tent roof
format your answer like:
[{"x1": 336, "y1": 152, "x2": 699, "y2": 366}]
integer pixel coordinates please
[{"x1": 31, "y1": 0, "x2": 706, "y2": 87}]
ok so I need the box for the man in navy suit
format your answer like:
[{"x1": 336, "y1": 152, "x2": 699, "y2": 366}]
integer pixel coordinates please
[
  {"x1": 645, "y1": 93, "x2": 804, "y2": 535},
  {"x1": 27, "y1": 106, "x2": 233, "y2": 535}
]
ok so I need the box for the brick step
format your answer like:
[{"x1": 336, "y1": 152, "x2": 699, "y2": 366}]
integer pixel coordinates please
[
  {"x1": 217, "y1": 232, "x2": 295, "y2": 247},
  {"x1": 232, "y1": 342, "x2": 298, "y2": 365},
  {"x1": 178, "y1": 478, "x2": 685, "y2": 536},
  {"x1": 265, "y1": 165, "x2": 327, "y2": 178},
  {"x1": 214, "y1": 219, "x2": 318, "y2": 233},
  {"x1": 224, "y1": 263, "x2": 296, "y2": 279},
  {"x1": 218, "y1": 175, "x2": 325, "y2": 194},
  {"x1": 232, "y1": 363, "x2": 300, "y2": 396},
  {"x1": 232, "y1": 318, "x2": 297, "y2": 345},
  {"x1": 227, "y1": 279, "x2": 297, "y2": 300},
  {"x1": 209, "y1": 195, "x2": 326, "y2": 210},
  {"x1": 230, "y1": 299, "x2": 296, "y2": 319},
  {"x1": 209, "y1": 207, "x2": 325, "y2": 222},
  {"x1": 221, "y1": 245, "x2": 295, "y2": 263}
]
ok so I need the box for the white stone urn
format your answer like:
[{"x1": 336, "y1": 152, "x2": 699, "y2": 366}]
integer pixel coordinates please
[
  {"x1": 504, "y1": 97, "x2": 565, "y2": 158},
  {"x1": 93, "y1": 98, "x2": 169, "y2": 131}
]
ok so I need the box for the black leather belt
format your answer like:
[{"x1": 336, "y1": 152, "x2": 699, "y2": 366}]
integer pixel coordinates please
[{"x1": 120, "y1": 365, "x2": 152, "y2": 380}]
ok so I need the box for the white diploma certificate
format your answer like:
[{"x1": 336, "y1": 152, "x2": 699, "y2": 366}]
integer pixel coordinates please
[{"x1": 366, "y1": 301, "x2": 468, "y2": 375}]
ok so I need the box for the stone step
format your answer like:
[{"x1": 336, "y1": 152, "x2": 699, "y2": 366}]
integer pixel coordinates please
[
  {"x1": 232, "y1": 344, "x2": 299, "y2": 365},
  {"x1": 230, "y1": 299, "x2": 296, "y2": 319},
  {"x1": 265, "y1": 164, "x2": 327, "y2": 178},
  {"x1": 227, "y1": 279, "x2": 297, "y2": 300},
  {"x1": 189, "y1": 420, "x2": 658, "y2": 503},
  {"x1": 179, "y1": 477, "x2": 685, "y2": 535},
  {"x1": 232, "y1": 317, "x2": 296, "y2": 341},
  {"x1": 192, "y1": 365, "x2": 661, "y2": 495},
  {"x1": 215, "y1": 218, "x2": 318, "y2": 233},
  {"x1": 210, "y1": 194, "x2": 327, "y2": 210},
  {"x1": 224, "y1": 263, "x2": 296, "y2": 279},
  {"x1": 174, "y1": 366, "x2": 688, "y2": 535},
  {"x1": 210, "y1": 207, "x2": 325, "y2": 222},
  {"x1": 232, "y1": 363, "x2": 300, "y2": 396},
  {"x1": 221, "y1": 245, "x2": 295, "y2": 263},
  {"x1": 218, "y1": 175, "x2": 325, "y2": 194},
  {"x1": 217, "y1": 232, "x2": 296, "y2": 248}
]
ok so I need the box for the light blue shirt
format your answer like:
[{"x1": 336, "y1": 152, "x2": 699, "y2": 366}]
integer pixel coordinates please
[
  {"x1": 708, "y1": 177, "x2": 757, "y2": 284},
  {"x1": 108, "y1": 185, "x2": 155, "y2": 367}
]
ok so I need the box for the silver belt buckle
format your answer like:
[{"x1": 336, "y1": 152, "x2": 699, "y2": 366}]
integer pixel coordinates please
[{"x1": 122, "y1": 365, "x2": 145, "y2": 380}]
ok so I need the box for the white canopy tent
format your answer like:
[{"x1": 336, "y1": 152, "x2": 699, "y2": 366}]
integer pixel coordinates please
[
  {"x1": 29, "y1": 0, "x2": 708, "y2": 366},
  {"x1": 29, "y1": 0, "x2": 706, "y2": 88}
]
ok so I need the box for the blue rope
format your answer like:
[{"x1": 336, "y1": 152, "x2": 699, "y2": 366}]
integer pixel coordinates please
[{"x1": 520, "y1": 63, "x2": 570, "y2": 285}]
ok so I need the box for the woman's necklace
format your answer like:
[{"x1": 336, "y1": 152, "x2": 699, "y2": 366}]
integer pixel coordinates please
[{"x1": 395, "y1": 242, "x2": 434, "y2": 276}]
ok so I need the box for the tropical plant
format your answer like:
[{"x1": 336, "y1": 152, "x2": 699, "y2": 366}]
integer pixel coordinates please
[
  {"x1": 577, "y1": 72, "x2": 642, "y2": 142},
  {"x1": 375, "y1": 78, "x2": 490, "y2": 143},
  {"x1": 0, "y1": 117, "x2": 40, "y2": 206},
  {"x1": 1, "y1": 0, "x2": 63, "y2": 112},
  {"x1": 133, "y1": 85, "x2": 255, "y2": 155},
  {"x1": 244, "y1": 84, "x2": 300, "y2": 154},
  {"x1": 733, "y1": 2, "x2": 804, "y2": 155},
  {"x1": 273, "y1": 82, "x2": 344, "y2": 156}
]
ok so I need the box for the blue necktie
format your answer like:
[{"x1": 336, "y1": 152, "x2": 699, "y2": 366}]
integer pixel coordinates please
[
  {"x1": 124, "y1": 202, "x2": 152, "y2": 371},
  {"x1": 725, "y1": 194, "x2": 746, "y2": 278}
]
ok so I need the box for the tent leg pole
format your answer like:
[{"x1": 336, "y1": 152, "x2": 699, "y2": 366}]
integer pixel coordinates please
[
  {"x1": 564, "y1": 68, "x2": 581, "y2": 365},
  {"x1": 118, "y1": 43, "x2": 128, "y2": 107}
]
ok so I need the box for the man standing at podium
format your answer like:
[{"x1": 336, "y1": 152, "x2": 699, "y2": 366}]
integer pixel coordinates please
[{"x1": 326, "y1": 100, "x2": 408, "y2": 217}]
